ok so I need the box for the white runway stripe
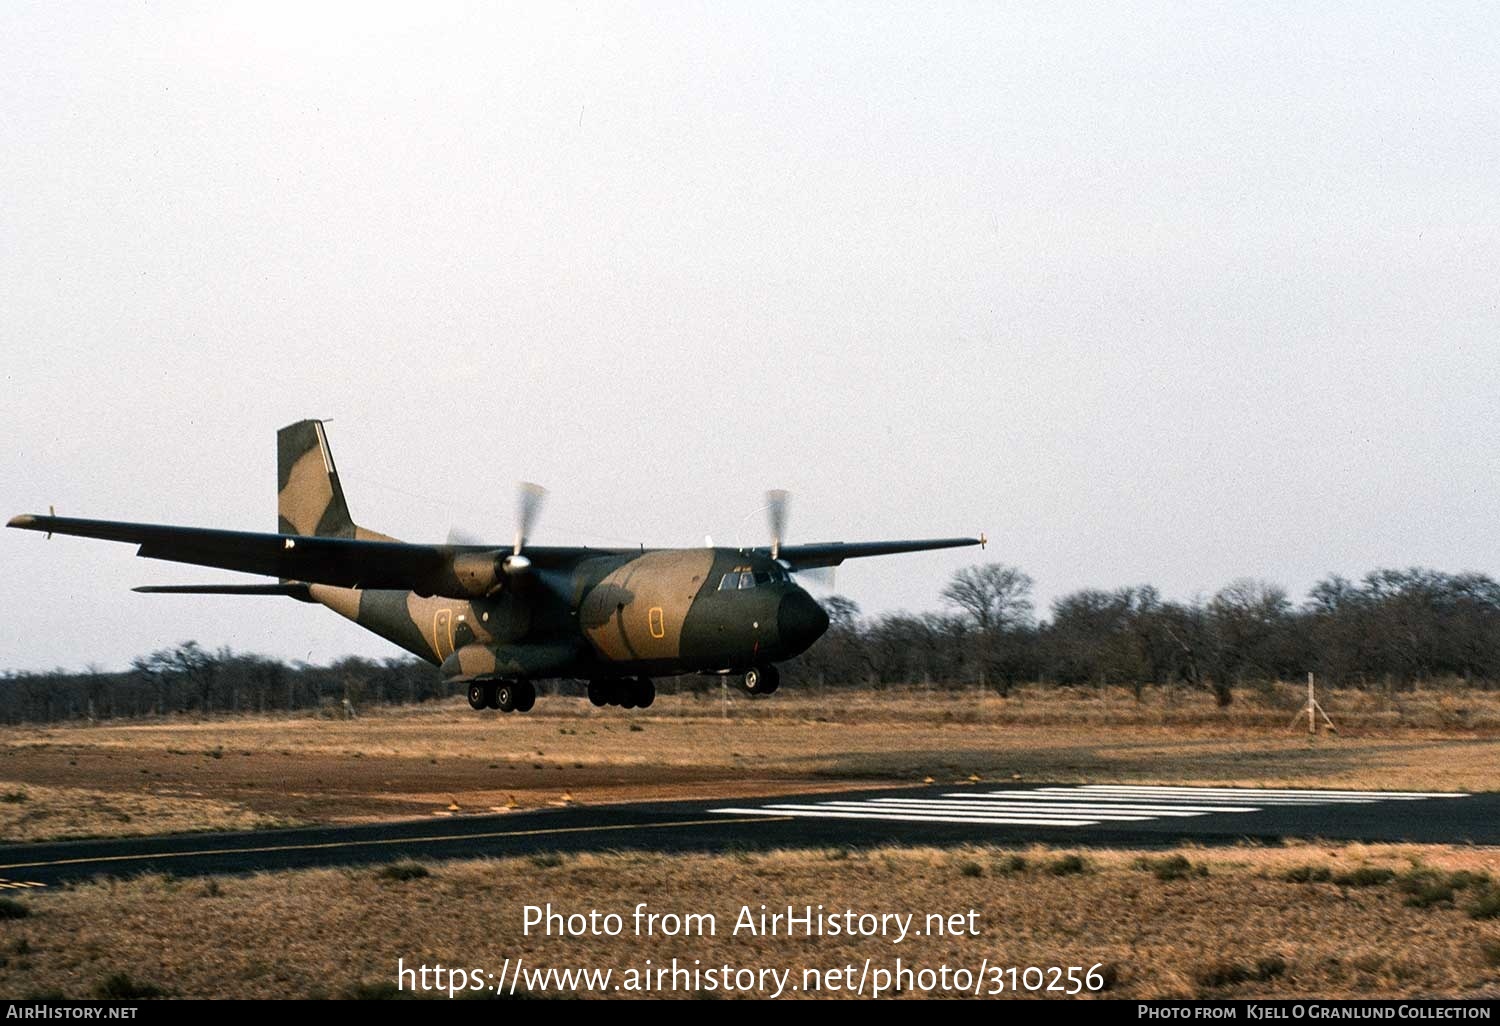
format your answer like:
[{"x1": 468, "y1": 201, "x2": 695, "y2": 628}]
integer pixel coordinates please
[
  {"x1": 1079, "y1": 785, "x2": 1466, "y2": 798},
  {"x1": 1066, "y1": 791, "x2": 1382, "y2": 804},
  {"x1": 710, "y1": 784, "x2": 1467, "y2": 830},
  {"x1": 878, "y1": 798, "x2": 1220, "y2": 817},
  {"x1": 713, "y1": 807, "x2": 1101, "y2": 826},
  {"x1": 762, "y1": 802, "x2": 1116, "y2": 822},
  {"x1": 941, "y1": 793, "x2": 1261, "y2": 813},
  {"x1": 806, "y1": 801, "x2": 1162, "y2": 822},
  {"x1": 981, "y1": 789, "x2": 1364, "y2": 806}
]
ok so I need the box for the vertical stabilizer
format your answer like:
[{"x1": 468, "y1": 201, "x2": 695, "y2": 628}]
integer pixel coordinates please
[{"x1": 277, "y1": 420, "x2": 356, "y2": 538}]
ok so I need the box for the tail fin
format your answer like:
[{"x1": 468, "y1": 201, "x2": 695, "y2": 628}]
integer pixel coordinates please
[
  {"x1": 276, "y1": 420, "x2": 359, "y2": 538},
  {"x1": 277, "y1": 419, "x2": 399, "y2": 543}
]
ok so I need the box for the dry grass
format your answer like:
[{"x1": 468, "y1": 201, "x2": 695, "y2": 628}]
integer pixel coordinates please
[
  {"x1": 0, "y1": 842, "x2": 1497, "y2": 999},
  {"x1": 1, "y1": 687, "x2": 1494, "y2": 1000},
  {"x1": 0, "y1": 783, "x2": 291, "y2": 843},
  {"x1": 0, "y1": 685, "x2": 1496, "y2": 834}
]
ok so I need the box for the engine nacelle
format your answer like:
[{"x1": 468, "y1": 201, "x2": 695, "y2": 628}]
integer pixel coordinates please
[{"x1": 450, "y1": 551, "x2": 503, "y2": 597}]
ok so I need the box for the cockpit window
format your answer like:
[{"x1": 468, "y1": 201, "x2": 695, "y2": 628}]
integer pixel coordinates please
[{"x1": 718, "y1": 567, "x2": 784, "y2": 591}]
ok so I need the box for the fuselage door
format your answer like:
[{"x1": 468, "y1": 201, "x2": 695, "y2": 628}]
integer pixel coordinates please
[{"x1": 433, "y1": 608, "x2": 455, "y2": 662}]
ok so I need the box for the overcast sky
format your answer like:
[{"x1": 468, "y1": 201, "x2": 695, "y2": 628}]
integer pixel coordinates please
[{"x1": 3, "y1": 3, "x2": 1498, "y2": 671}]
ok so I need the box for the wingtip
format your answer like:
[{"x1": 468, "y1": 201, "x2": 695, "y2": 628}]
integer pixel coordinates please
[{"x1": 7, "y1": 514, "x2": 38, "y2": 529}]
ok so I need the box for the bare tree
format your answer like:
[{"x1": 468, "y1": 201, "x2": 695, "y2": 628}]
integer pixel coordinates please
[
  {"x1": 941, "y1": 564, "x2": 1035, "y2": 633},
  {"x1": 1207, "y1": 578, "x2": 1295, "y2": 703},
  {"x1": 821, "y1": 595, "x2": 862, "y2": 631},
  {"x1": 941, "y1": 563, "x2": 1035, "y2": 691}
]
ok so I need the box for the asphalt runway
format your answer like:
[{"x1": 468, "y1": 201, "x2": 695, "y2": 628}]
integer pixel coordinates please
[{"x1": 1, "y1": 783, "x2": 1495, "y2": 890}]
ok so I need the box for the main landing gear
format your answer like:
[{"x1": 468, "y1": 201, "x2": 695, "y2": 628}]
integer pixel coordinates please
[
  {"x1": 466, "y1": 679, "x2": 536, "y2": 714},
  {"x1": 587, "y1": 677, "x2": 656, "y2": 710},
  {"x1": 739, "y1": 664, "x2": 781, "y2": 696}
]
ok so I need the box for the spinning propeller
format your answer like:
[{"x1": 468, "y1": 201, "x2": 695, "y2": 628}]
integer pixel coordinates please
[
  {"x1": 505, "y1": 482, "x2": 547, "y2": 573},
  {"x1": 444, "y1": 481, "x2": 547, "y2": 596},
  {"x1": 762, "y1": 489, "x2": 836, "y2": 591}
]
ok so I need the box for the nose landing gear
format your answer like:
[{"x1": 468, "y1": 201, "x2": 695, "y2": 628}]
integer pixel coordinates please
[{"x1": 739, "y1": 664, "x2": 781, "y2": 696}]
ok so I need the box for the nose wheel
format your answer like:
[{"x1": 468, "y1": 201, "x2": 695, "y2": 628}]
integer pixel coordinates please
[{"x1": 740, "y1": 664, "x2": 781, "y2": 696}]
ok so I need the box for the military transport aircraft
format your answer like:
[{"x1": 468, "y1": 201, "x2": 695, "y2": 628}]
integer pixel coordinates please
[{"x1": 8, "y1": 421, "x2": 983, "y2": 713}]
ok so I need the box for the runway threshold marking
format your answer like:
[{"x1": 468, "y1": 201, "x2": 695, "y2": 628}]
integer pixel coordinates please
[
  {"x1": 711, "y1": 785, "x2": 1470, "y2": 829},
  {"x1": 0, "y1": 878, "x2": 45, "y2": 890},
  {"x1": 0, "y1": 815, "x2": 794, "y2": 874}
]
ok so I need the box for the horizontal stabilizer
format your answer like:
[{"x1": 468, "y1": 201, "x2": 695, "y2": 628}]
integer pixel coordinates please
[{"x1": 133, "y1": 583, "x2": 314, "y2": 602}]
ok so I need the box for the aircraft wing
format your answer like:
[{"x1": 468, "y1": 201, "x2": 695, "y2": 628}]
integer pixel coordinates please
[
  {"x1": 755, "y1": 537, "x2": 984, "y2": 570},
  {"x1": 5, "y1": 513, "x2": 611, "y2": 594},
  {"x1": 132, "y1": 583, "x2": 315, "y2": 600}
]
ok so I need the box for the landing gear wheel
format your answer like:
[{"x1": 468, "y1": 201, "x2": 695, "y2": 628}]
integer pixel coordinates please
[
  {"x1": 587, "y1": 680, "x2": 609, "y2": 707},
  {"x1": 740, "y1": 665, "x2": 780, "y2": 696},
  {"x1": 494, "y1": 681, "x2": 518, "y2": 713},
  {"x1": 513, "y1": 679, "x2": 536, "y2": 713},
  {"x1": 633, "y1": 677, "x2": 656, "y2": 709},
  {"x1": 618, "y1": 680, "x2": 638, "y2": 710},
  {"x1": 485, "y1": 683, "x2": 502, "y2": 710},
  {"x1": 467, "y1": 683, "x2": 489, "y2": 711}
]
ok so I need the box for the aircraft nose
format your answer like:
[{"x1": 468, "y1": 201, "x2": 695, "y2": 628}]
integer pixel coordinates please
[{"x1": 778, "y1": 589, "x2": 829, "y2": 655}]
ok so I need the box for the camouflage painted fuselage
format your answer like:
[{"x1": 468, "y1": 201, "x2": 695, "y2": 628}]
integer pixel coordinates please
[
  {"x1": 309, "y1": 548, "x2": 827, "y2": 683},
  {"x1": 277, "y1": 419, "x2": 829, "y2": 684}
]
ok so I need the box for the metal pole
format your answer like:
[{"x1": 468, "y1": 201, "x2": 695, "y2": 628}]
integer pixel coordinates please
[{"x1": 1308, "y1": 672, "x2": 1315, "y2": 735}]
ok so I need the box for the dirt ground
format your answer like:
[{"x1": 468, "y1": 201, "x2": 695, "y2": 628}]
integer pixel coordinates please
[
  {"x1": 0, "y1": 686, "x2": 1498, "y2": 841},
  {"x1": 1, "y1": 688, "x2": 1497, "y2": 1000},
  {"x1": 0, "y1": 842, "x2": 1496, "y2": 999}
]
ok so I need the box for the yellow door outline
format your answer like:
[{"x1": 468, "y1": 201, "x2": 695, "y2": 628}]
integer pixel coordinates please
[
  {"x1": 648, "y1": 606, "x2": 665, "y2": 639},
  {"x1": 433, "y1": 609, "x2": 454, "y2": 660}
]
